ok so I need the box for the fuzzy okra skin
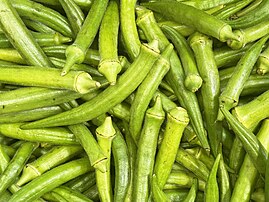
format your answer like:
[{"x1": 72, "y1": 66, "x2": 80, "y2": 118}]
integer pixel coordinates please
[
  {"x1": 0, "y1": 0, "x2": 53, "y2": 67},
  {"x1": 22, "y1": 41, "x2": 160, "y2": 129}
]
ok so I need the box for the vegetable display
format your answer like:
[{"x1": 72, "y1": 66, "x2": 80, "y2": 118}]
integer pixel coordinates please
[{"x1": 0, "y1": 0, "x2": 268, "y2": 201}]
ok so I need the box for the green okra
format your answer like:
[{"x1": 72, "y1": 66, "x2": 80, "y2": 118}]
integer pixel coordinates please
[
  {"x1": 82, "y1": 184, "x2": 99, "y2": 201},
  {"x1": 154, "y1": 107, "x2": 189, "y2": 189},
  {"x1": 205, "y1": 154, "x2": 221, "y2": 202},
  {"x1": 95, "y1": 116, "x2": 116, "y2": 202},
  {"x1": 59, "y1": 0, "x2": 85, "y2": 38},
  {"x1": 9, "y1": 157, "x2": 92, "y2": 202},
  {"x1": 22, "y1": 18, "x2": 55, "y2": 34},
  {"x1": 136, "y1": 6, "x2": 210, "y2": 152},
  {"x1": 189, "y1": 32, "x2": 221, "y2": 156},
  {"x1": 52, "y1": 186, "x2": 93, "y2": 202},
  {"x1": 142, "y1": 1, "x2": 239, "y2": 42},
  {"x1": 108, "y1": 102, "x2": 130, "y2": 122},
  {"x1": 161, "y1": 25, "x2": 202, "y2": 92},
  {"x1": 0, "y1": 144, "x2": 10, "y2": 174},
  {"x1": 181, "y1": 0, "x2": 237, "y2": 10},
  {"x1": 65, "y1": 172, "x2": 96, "y2": 193},
  {"x1": 152, "y1": 175, "x2": 170, "y2": 202},
  {"x1": 0, "y1": 141, "x2": 38, "y2": 195},
  {"x1": 183, "y1": 178, "x2": 198, "y2": 202},
  {"x1": 62, "y1": 0, "x2": 109, "y2": 75},
  {"x1": 221, "y1": 107, "x2": 268, "y2": 175},
  {"x1": 256, "y1": 44, "x2": 269, "y2": 75},
  {"x1": 0, "y1": 123, "x2": 78, "y2": 145},
  {"x1": 22, "y1": 41, "x2": 160, "y2": 128},
  {"x1": 0, "y1": 0, "x2": 53, "y2": 67},
  {"x1": 17, "y1": 145, "x2": 83, "y2": 186},
  {"x1": 219, "y1": 35, "x2": 269, "y2": 118},
  {"x1": 98, "y1": 0, "x2": 121, "y2": 85},
  {"x1": 266, "y1": 152, "x2": 269, "y2": 202},
  {"x1": 133, "y1": 96, "x2": 165, "y2": 202},
  {"x1": 129, "y1": 44, "x2": 173, "y2": 144},
  {"x1": 0, "y1": 66, "x2": 100, "y2": 94},
  {"x1": 158, "y1": 21, "x2": 195, "y2": 37}
]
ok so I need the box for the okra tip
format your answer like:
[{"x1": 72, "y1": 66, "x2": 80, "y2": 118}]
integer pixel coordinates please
[
  {"x1": 226, "y1": 30, "x2": 244, "y2": 50},
  {"x1": 16, "y1": 164, "x2": 40, "y2": 187},
  {"x1": 98, "y1": 60, "x2": 122, "y2": 85},
  {"x1": 54, "y1": 32, "x2": 73, "y2": 45},
  {"x1": 219, "y1": 25, "x2": 240, "y2": 42},
  {"x1": 75, "y1": 72, "x2": 101, "y2": 94},
  {"x1": 184, "y1": 74, "x2": 203, "y2": 92}
]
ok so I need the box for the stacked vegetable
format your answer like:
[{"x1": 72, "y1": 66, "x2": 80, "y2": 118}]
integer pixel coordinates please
[{"x1": 0, "y1": 0, "x2": 268, "y2": 201}]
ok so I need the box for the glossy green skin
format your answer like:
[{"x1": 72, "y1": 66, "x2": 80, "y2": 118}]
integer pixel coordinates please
[
  {"x1": 0, "y1": 0, "x2": 52, "y2": 67},
  {"x1": 221, "y1": 107, "x2": 268, "y2": 175},
  {"x1": 0, "y1": 142, "x2": 38, "y2": 195},
  {"x1": 136, "y1": 7, "x2": 210, "y2": 152},
  {"x1": 120, "y1": 0, "x2": 141, "y2": 60},
  {"x1": 189, "y1": 32, "x2": 221, "y2": 156},
  {"x1": 226, "y1": 0, "x2": 269, "y2": 29},
  {"x1": 59, "y1": 0, "x2": 84, "y2": 37},
  {"x1": 112, "y1": 126, "x2": 130, "y2": 202},
  {"x1": 22, "y1": 43, "x2": 160, "y2": 128},
  {"x1": 65, "y1": 172, "x2": 96, "y2": 193},
  {"x1": 53, "y1": 186, "x2": 93, "y2": 202},
  {"x1": 11, "y1": 0, "x2": 72, "y2": 37},
  {"x1": 9, "y1": 158, "x2": 92, "y2": 202},
  {"x1": 133, "y1": 97, "x2": 165, "y2": 202},
  {"x1": 218, "y1": 153, "x2": 231, "y2": 202},
  {"x1": 205, "y1": 154, "x2": 221, "y2": 202},
  {"x1": 22, "y1": 19, "x2": 55, "y2": 33},
  {"x1": 0, "y1": 123, "x2": 78, "y2": 145}
]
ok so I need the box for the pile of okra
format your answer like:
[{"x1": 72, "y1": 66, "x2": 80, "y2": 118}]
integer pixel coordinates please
[{"x1": 0, "y1": 0, "x2": 269, "y2": 201}]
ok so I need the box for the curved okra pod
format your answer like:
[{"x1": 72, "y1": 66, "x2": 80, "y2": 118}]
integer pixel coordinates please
[
  {"x1": 62, "y1": 0, "x2": 109, "y2": 75},
  {"x1": 0, "y1": 87, "x2": 82, "y2": 114},
  {"x1": 0, "y1": 123, "x2": 78, "y2": 145},
  {"x1": 0, "y1": 0, "x2": 52, "y2": 67},
  {"x1": 52, "y1": 186, "x2": 93, "y2": 202},
  {"x1": 225, "y1": 0, "x2": 269, "y2": 29},
  {"x1": 120, "y1": 0, "x2": 141, "y2": 60},
  {"x1": 231, "y1": 119, "x2": 269, "y2": 202},
  {"x1": 11, "y1": 0, "x2": 72, "y2": 37},
  {"x1": 204, "y1": 154, "x2": 221, "y2": 202},
  {"x1": 112, "y1": 124, "x2": 130, "y2": 202},
  {"x1": 16, "y1": 145, "x2": 83, "y2": 186},
  {"x1": 232, "y1": 90, "x2": 269, "y2": 130},
  {"x1": 133, "y1": 96, "x2": 165, "y2": 202},
  {"x1": 59, "y1": 0, "x2": 85, "y2": 38},
  {"x1": 176, "y1": 147, "x2": 210, "y2": 182},
  {"x1": 228, "y1": 21, "x2": 269, "y2": 49},
  {"x1": 158, "y1": 21, "x2": 195, "y2": 37},
  {"x1": 256, "y1": 44, "x2": 269, "y2": 75},
  {"x1": 98, "y1": 0, "x2": 121, "y2": 85},
  {"x1": 219, "y1": 35, "x2": 269, "y2": 119},
  {"x1": 142, "y1": 1, "x2": 239, "y2": 42},
  {"x1": 0, "y1": 141, "x2": 38, "y2": 195},
  {"x1": 0, "y1": 66, "x2": 100, "y2": 94},
  {"x1": 95, "y1": 116, "x2": 116, "y2": 202},
  {"x1": 161, "y1": 25, "x2": 202, "y2": 92},
  {"x1": 189, "y1": 32, "x2": 221, "y2": 156},
  {"x1": 129, "y1": 44, "x2": 172, "y2": 143},
  {"x1": 22, "y1": 19, "x2": 55, "y2": 34},
  {"x1": 152, "y1": 175, "x2": 170, "y2": 202},
  {"x1": 154, "y1": 107, "x2": 189, "y2": 189},
  {"x1": 136, "y1": 6, "x2": 210, "y2": 152},
  {"x1": 183, "y1": 178, "x2": 198, "y2": 202},
  {"x1": 9, "y1": 157, "x2": 92, "y2": 202},
  {"x1": 220, "y1": 107, "x2": 268, "y2": 175},
  {"x1": 22, "y1": 41, "x2": 160, "y2": 128}
]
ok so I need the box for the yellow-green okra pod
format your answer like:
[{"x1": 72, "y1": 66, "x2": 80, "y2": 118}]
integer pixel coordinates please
[
  {"x1": 98, "y1": 0, "x2": 122, "y2": 85},
  {"x1": 256, "y1": 44, "x2": 269, "y2": 75},
  {"x1": 154, "y1": 107, "x2": 189, "y2": 189},
  {"x1": 133, "y1": 96, "x2": 165, "y2": 202},
  {"x1": 95, "y1": 116, "x2": 116, "y2": 202}
]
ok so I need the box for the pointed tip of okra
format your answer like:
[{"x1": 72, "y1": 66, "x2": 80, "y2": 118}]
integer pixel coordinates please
[
  {"x1": 75, "y1": 72, "x2": 101, "y2": 94},
  {"x1": 62, "y1": 45, "x2": 85, "y2": 76},
  {"x1": 16, "y1": 164, "x2": 40, "y2": 187},
  {"x1": 54, "y1": 32, "x2": 73, "y2": 45},
  {"x1": 98, "y1": 60, "x2": 122, "y2": 85},
  {"x1": 96, "y1": 116, "x2": 116, "y2": 138},
  {"x1": 184, "y1": 74, "x2": 203, "y2": 92}
]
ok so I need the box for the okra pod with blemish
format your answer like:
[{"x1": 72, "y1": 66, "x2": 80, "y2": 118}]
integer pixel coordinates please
[
  {"x1": 154, "y1": 107, "x2": 189, "y2": 189},
  {"x1": 161, "y1": 25, "x2": 202, "y2": 92},
  {"x1": 0, "y1": 66, "x2": 100, "y2": 94},
  {"x1": 95, "y1": 116, "x2": 115, "y2": 202},
  {"x1": 17, "y1": 145, "x2": 83, "y2": 186},
  {"x1": 133, "y1": 96, "x2": 165, "y2": 202},
  {"x1": 142, "y1": 1, "x2": 239, "y2": 42},
  {"x1": 0, "y1": 0, "x2": 53, "y2": 67},
  {"x1": 9, "y1": 157, "x2": 92, "y2": 202},
  {"x1": 22, "y1": 41, "x2": 160, "y2": 128},
  {"x1": 0, "y1": 123, "x2": 78, "y2": 145},
  {"x1": 62, "y1": 0, "x2": 109, "y2": 75},
  {"x1": 136, "y1": 7, "x2": 210, "y2": 152},
  {"x1": 129, "y1": 44, "x2": 172, "y2": 143},
  {"x1": 98, "y1": 0, "x2": 121, "y2": 85}
]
